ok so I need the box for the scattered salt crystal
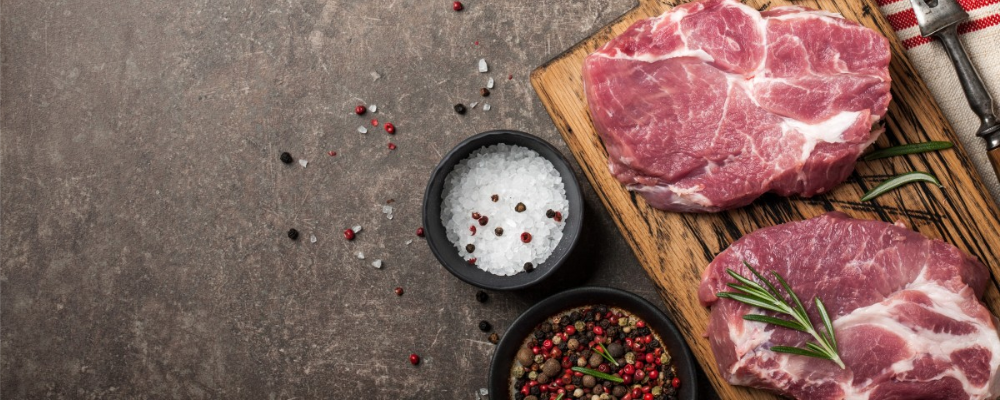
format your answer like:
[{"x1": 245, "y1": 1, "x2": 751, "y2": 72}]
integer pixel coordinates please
[
  {"x1": 299, "y1": 159, "x2": 308, "y2": 168},
  {"x1": 487, "y1": 77, "x2": 494, "y2": 89},
  {"x1": 483, "y1": 104, "x2": 491, "y2": 111},
  {"x1": 352, "y1": 225, "x2": 363, "y2": 233},
  {"x1": 356, "y1": 251, "x2": 365, "y2": 260},
  {"x1": 368, "y1": 104, "x2": 377, "y2": 113},
  {"x1": 310, "y1": 234, "x2": 317, "y2": 243},
  {"x1": 358, "y1": 126, "x2": 368, "y2": 134},
  {"x1": 372, "y1": 259, "x2": 382, "y2": 269},
  {"x1": 470, "y1": 102, "x2": 478, "y2": 109},
  {"x1": 478, "y1": 58, "x2": 488, "y2": 73},
  {"x1": 405, "y1": 239, "x2": 413, "y2": 245},
  {"x1": 370, "y1": 71, "x2": 381, "y2": 81},
  {"x1": 382, "y1": 205, "x2": 394, "y2": 220}
]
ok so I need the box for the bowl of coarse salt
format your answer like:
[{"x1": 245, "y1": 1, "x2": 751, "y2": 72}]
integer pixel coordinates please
[{"x1": 423, "y1": 130, "x2": 584, "y2": 290}]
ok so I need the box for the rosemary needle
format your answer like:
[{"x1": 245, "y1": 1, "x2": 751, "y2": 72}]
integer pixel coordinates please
[
  {"x1": 571, "y1": 366, "x2": 624, "y2": 383},
  {"x1": 861, "y1": 171, "x2": 942, "y2": 201},
  {"x1": 863, "y1": 141, "x2": 953, "y2": 161}
]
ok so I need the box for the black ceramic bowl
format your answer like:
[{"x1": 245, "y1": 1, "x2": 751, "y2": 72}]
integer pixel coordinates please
[
  {"x1": 422, "y1": 130, "x2": 584, "y2": 290},
  {"x1": 489, "y1": 287, "x2": 698, "y2": 400}
]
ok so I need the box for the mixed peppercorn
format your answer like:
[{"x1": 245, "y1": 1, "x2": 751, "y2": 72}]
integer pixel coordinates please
[{"x1": 511, "y1": 305, "x2": 679, "y2": 400}]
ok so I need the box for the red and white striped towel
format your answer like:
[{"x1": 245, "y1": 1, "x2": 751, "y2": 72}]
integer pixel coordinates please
[{"x1": 877, "y1": 0, "x2": 1000, "y2": 201}]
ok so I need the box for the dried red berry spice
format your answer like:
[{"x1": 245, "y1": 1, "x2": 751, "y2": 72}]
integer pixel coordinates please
[
  {"x1": 468, "y1": 257, "x2": 477, "y2": 265},
  {"x1": 371, "y1": 118, "x2": 379, "y2": 126},
  {"x1": 343, "y1": 228, "x2": 356, "y2": 241},
  {"x1": 478, "y1": 216, "x2": 489, "y2": 226},
  {"x1": 355, "y1": 105, "x2": 366, "y2": 115},
  {"x1": 409, "y1": 353, "x2": 420, "y2": 365},
  {"x1": 384, "y1": 122, "x2": 395, "y2": 134},
  {"x1": 520, "y1": 232, "x2": 532, "y2": 243},
  {"x1": 452, "y1": 1, "x2": 463, "y2": 11},
  {"x1": 672, "y1": 377, "x2": 681, "y2": 389},
  {"x1": 472, "y1": 212, "x2": 481, "y2": 220},
  {"x1": 328, "y1": 151, "x2": 337, "y2": 156},
  {"x1": 387, "y1": 142, "x2": 396, "y2": 150},
  {"x1": 416, "y1": 227, "x2": 425, "y2": 237},
  {"x1": 554, "y1": 211, "x2": 563, "y2": 222},
  {"x1": 394, "y1": 287, "x2": 404, "y2": 296},
  {"x1": 470, "y1": 225, "x2": 477, "y2": 235},
  {"x1": 508, "y1": 74, "x2": 513, "y2": 80}
]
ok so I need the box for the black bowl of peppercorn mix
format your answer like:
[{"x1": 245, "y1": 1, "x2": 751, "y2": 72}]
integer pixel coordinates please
[
  {"x1": 489, "y1": 287, "x2": 697, "y2": 400},
  {"x1": 422, "y1": 130, "x2": 584, "y2": 290}
]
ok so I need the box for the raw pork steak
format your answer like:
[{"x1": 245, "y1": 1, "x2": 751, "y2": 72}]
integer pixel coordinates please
[
  {"x1": 699, "y1": 212, "x2": 1000, "y2": 399},
  {"x1": 582, "y1": 0, "x2": 891, "y2": 212}
]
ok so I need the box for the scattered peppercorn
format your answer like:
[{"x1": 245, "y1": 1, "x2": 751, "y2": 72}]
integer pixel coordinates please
[
  {"x1": 343, "y1": 228, "x2": 356, "y2": 241},
  {"x1": 387, "y1": 142, "x2": 396, "y2": 150},
  {"x1": 495, "y1": 227, "x2": 504, "y2": 236},
  {"x1": 546, "y1": 209, "x2": 556, "y2": 218},
  {"x1": 476, "y1": 290, "x2": 489, "y2": 303},
  {"x1": 452, "y1": 1, "x2": 463, "y2": 11},
  {"x1": 472, "y1": 212, "x2": 481, "y2": 220},
  {"x1": 371, "y1": 118, "x2": 379, "y2": 126},
  {"x1": 523, "y1": 262, "x2": 534, "y2": 272},
  {"x1": 521, "y1": 232, "x2": 532, "y2": 243},
  {"x1": 394, "y1": 287, "x2": 404, "y2": 296},
  {"x1": 515, "y1": 202, "x2": 526, "y2": 212},
  {"x1": 478, "y1": 216, "x2": 489, "y2": 226},
  {"x1": 479, "y1": 320, "x2": 492, "y2": 332},
  {"x1": 416, "y1": 227, "x2": 425, "y2": 237},
  {"x1": 488, "y1": 332, "x2": 499, "y2": 344},
  {"x1": 468, "y1": 257, "x2": 477, "y2": 265},
  {"x1": 490, "y1": 194, "x2": 499, "y2": 202},
  {"x1": 354, "y1": 105, "x2": 366, "y2": 115},
  {"x1": 554, "y1": 211, "x2": 563, "y2": 222},
  {"x1": 409, "y1": 353, "x2": 420, "y2": 365},
  {"x1": 480, "y1": 88, "x2": 490, "y2": 97},
  {"x1": 469, "y1": 225, "x2": 477, "y2": 235},
  {"x1": 287, "y1": 229, "x2": 299, "y2": 240},
  {"x1": 672, "y1": 377, "x2": 680, "y2": 389},
  {"x1": 328, "y1": 151, "x2": 337, "y2": 156},
  {"x1": 466, "y1": 244, "x2": 476, "y2": 253},
  {"x1": 280, "y1": 152, "x2": 293, "y2": 164},
  {"x1": 384, "y1": 122, "x2": 395, "y2": 134},
  {"x1": 454, "y1": 103, "x2": 466, "y2": 114}
]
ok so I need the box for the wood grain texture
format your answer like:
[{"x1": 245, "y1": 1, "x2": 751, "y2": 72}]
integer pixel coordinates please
[{"x1": 531, "y1": 0, "x2": 1000, "y2": 398}]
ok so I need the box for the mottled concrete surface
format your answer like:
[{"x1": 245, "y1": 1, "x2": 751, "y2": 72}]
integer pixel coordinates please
[{"x1": 1, "y1": 1, "x2": 718, "y2": 398}]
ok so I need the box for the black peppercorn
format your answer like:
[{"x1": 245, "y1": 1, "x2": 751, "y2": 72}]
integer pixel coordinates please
[
  {"x1": 478, "y1": 216, "x2": 489, "y2": 226},
  {"x1": 596, "y1": 305, "x2": 608, "y2": 314},
  {"x1": 488, "y1": 332, "x2": 499, "y2": 344},
  {"x1": 479, "y1": 320, "x2": 492, "y2": 332},
  {"x1": 480, "y1": 88, "x2": 490, "y2": 97},
  {"x1": 534, "y1": 330, "x2": 545, "y2": 340},
  {"x1": 491, "y1": 194, "x2": 499, "y2": 202},
  {"x1": 546, "y1": 209, "x2": 556, "y2": 218},
  {"x1": 287, "y1": 228, "x2": 299, "y2": 240},
  {"x1": 466, "y1": 244, "x2": 476, "y2": 253},
  {"x1": 454, "y1": 103, "x2": 467, "y2": 114},
  {"x1": 515, "y1": 202, "x2": 526, "y2": 212},
  {"x1": 280, "y1": 152, "x2": 293, "y2": 164},
  {"x1": 523, "y1": 262, "x2": 534, "y2": 272},
  {"x1": 495, "y1": 227, "x2": 504, "y2": 236},
  {"x1": 476, "y1": 290, "x2": 488, "y2": 303}
]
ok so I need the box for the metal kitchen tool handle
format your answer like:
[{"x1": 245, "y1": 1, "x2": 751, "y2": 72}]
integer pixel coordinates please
[
  {"x1": 911, "y1": 0, "x2": 1000, "y2": 180},
  {"x1": 936, "y1": 26, "x2": 1000, "y2": 146}
]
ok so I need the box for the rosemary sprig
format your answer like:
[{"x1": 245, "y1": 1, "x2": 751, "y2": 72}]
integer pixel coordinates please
[
  {"x1": 571, "y1": 367, "x2": 624, "y2": 383},
  {"x1": 554, "y1": 393, "x2": 564, "y2": 400},
  {"x1": 596, "y1": 342, "x2": 619, "y2": 366},
  {"x1": 716, "y1": 262, "x2": 845, "y2": 369},
  {"x1": 861, "y1": 171, "x2": 941, "y2": 201},
  {"x1": 863, "y1": 141, "x2": 953, "y2": 161}
]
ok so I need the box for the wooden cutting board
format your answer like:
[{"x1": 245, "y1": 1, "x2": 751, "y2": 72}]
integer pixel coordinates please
[{"x1": 531, "y1": 0, "x2": 1000, "y2": 398}]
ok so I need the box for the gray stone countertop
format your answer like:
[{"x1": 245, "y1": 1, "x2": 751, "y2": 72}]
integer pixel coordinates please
[{"x1": 1, "y1": 1, "x2": 719, "y2": 398}]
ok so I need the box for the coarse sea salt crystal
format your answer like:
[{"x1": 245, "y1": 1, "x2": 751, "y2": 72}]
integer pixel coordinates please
[
  {"x1": 483, "y1": 104, "x2": 491, "y2": 111},
  {"x1": 371, "y1": 71, "x2": 381, "y2": 81},
  {"x1": 470, "y1": 102, "x2": 478, "y2": 109},
  {"x1": 368, "y1": 104, "x2": 377, "y2": 113},
  {"x1": 356, "y1": 251, "x2": 365, "y2": 260},
  {"x1": 372, "y1": 259, "x2": 382, "y2": 269},
  {"x1": 358, "y1": 126, "x2": 368, "y2": 134},
  {"x1": 405, "y1": 239, "x2": 413, "y2": 245},
  {"x1": 299, "y1": 159, "x2": 308, "y2": 168},
  {"x1": 478, "y1": 58, "x2": 488, "y2": 73},
  {"x1": 439, "y1": 143, "x2": 569, "y2": 276},
  {"x1": 352, "y1": 225, "x2": 362, "y2": 233},
  {"x1": 310, "y1": 234, "x2": 317, "y2": 243},
  {"x1": 487, "y1": 77, "x2": 494, "y2": 89}
]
